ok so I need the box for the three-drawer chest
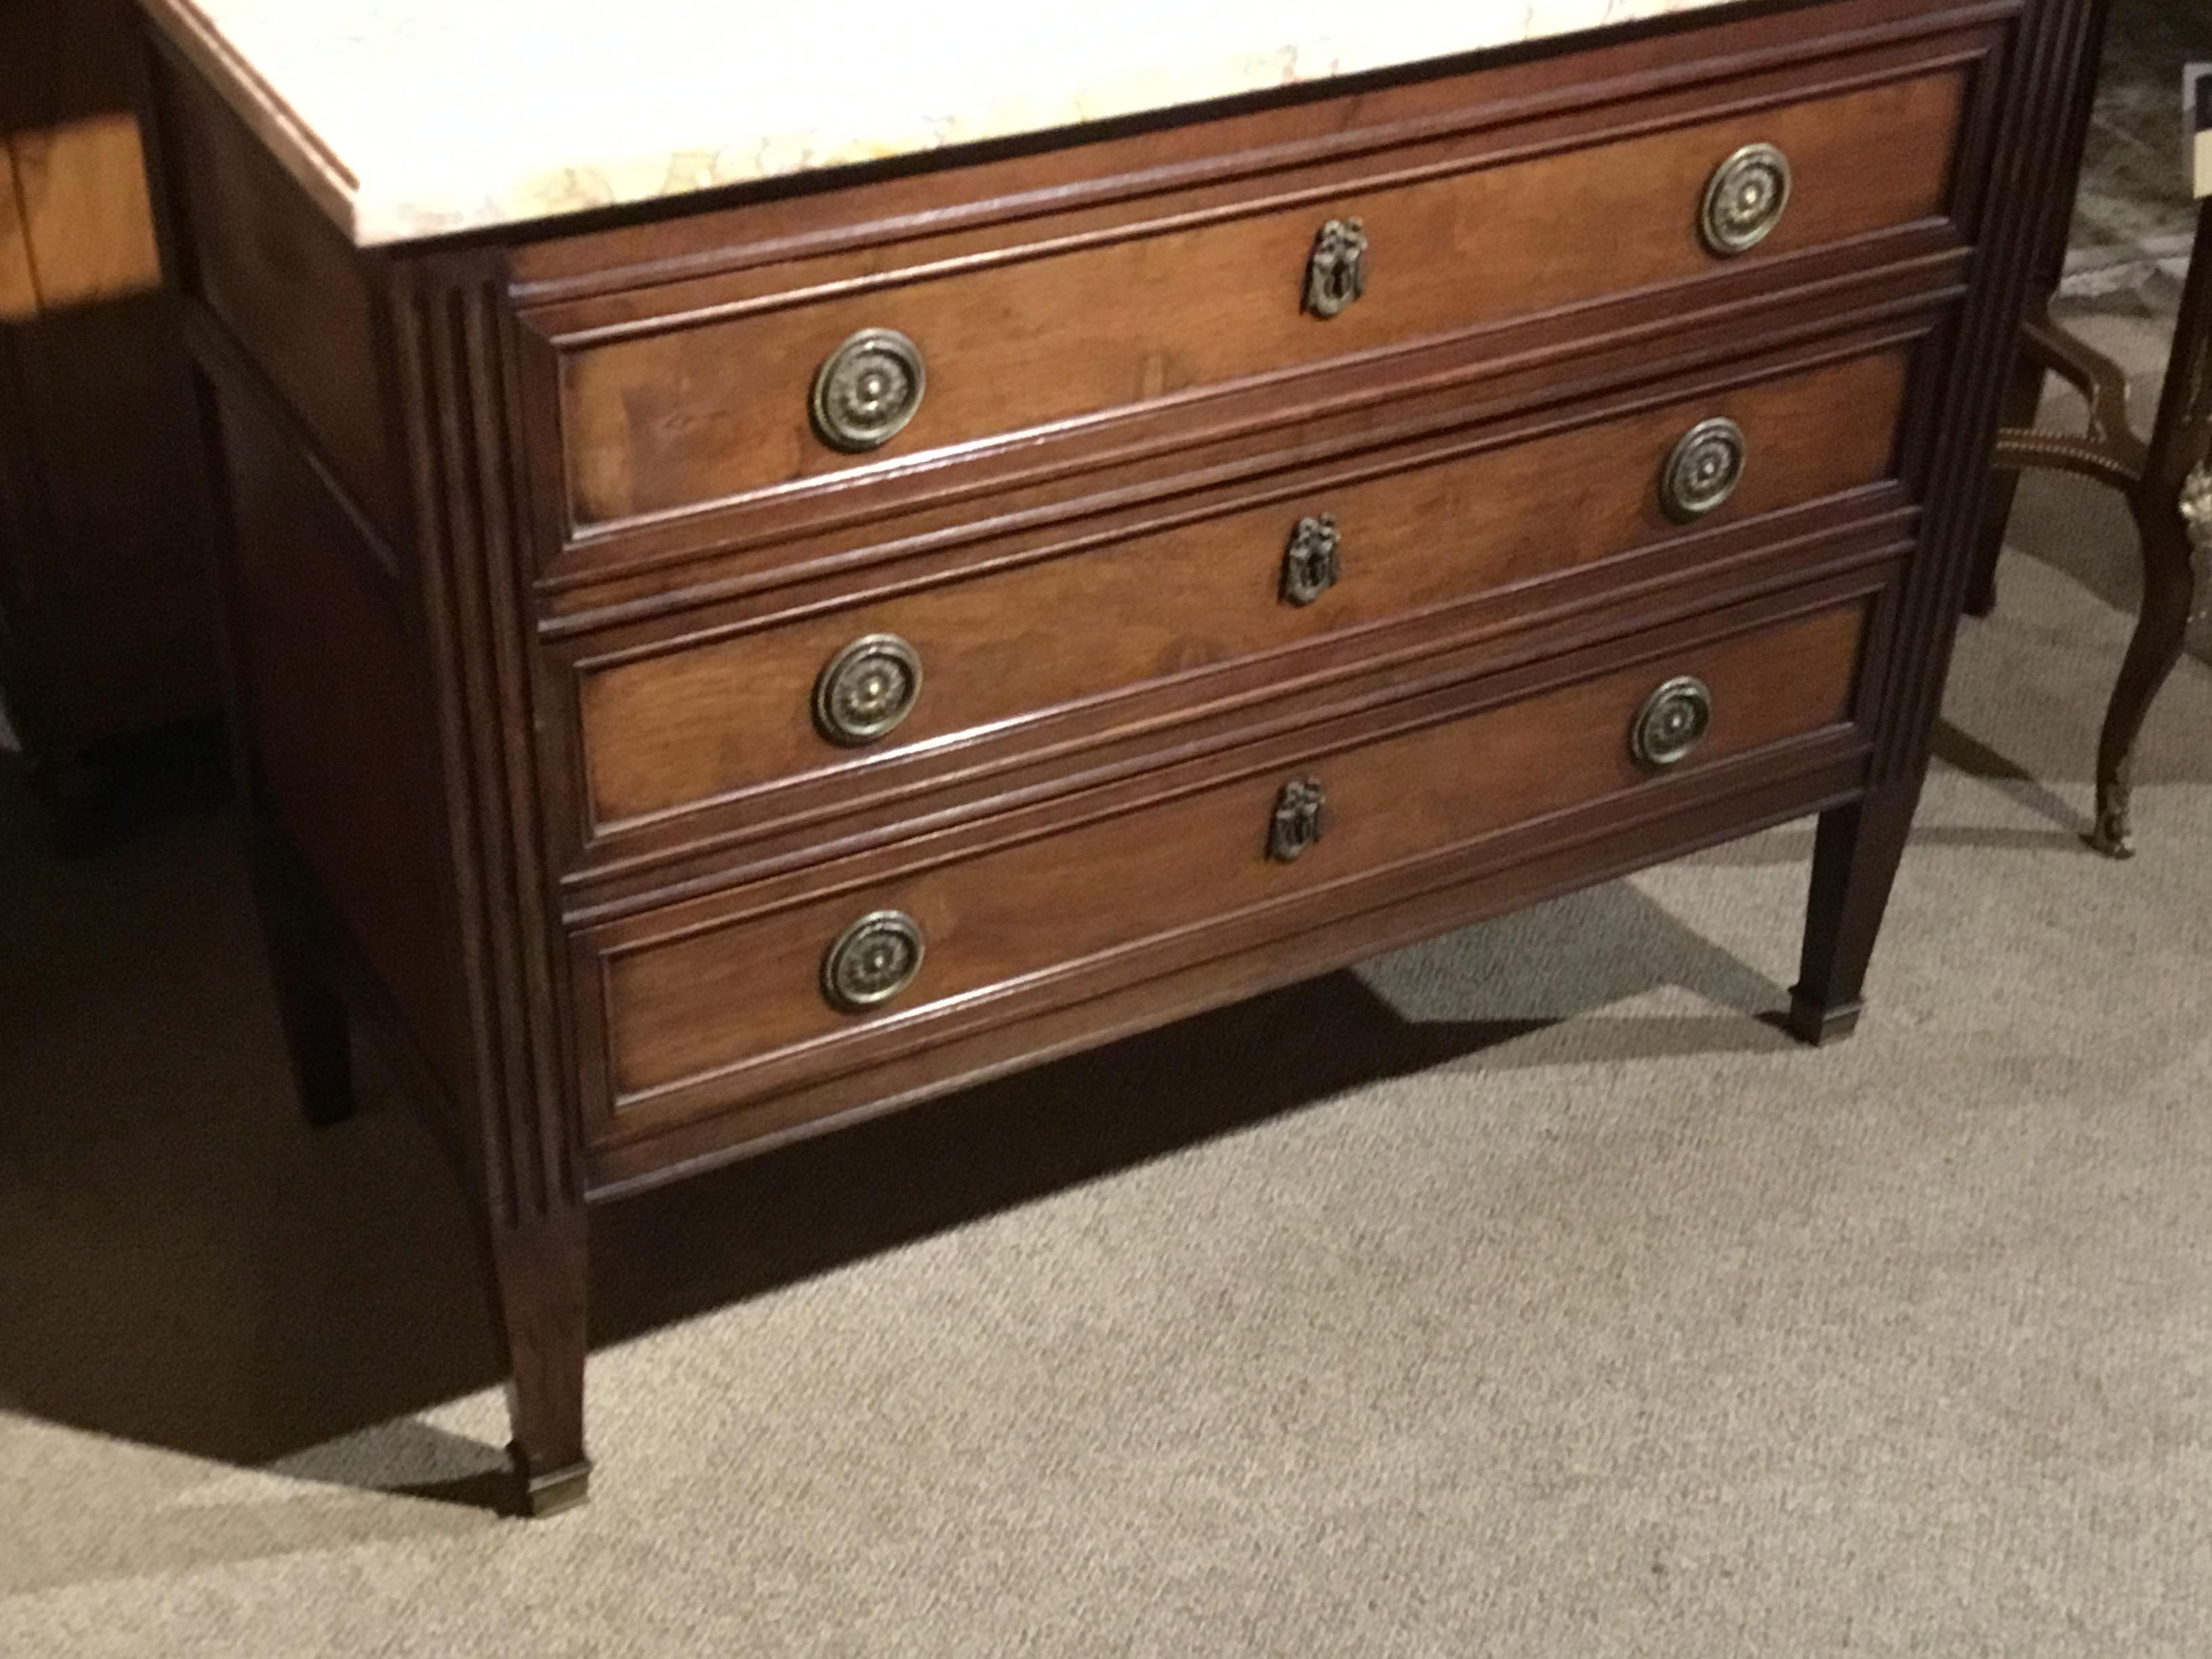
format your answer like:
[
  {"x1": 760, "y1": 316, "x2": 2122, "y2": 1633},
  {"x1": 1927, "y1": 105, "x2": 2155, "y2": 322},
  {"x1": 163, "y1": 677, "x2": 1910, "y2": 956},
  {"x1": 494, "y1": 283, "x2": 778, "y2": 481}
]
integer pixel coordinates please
[{"x1": 133, "y1": 0, "x2": 2103, "y2": 1513}]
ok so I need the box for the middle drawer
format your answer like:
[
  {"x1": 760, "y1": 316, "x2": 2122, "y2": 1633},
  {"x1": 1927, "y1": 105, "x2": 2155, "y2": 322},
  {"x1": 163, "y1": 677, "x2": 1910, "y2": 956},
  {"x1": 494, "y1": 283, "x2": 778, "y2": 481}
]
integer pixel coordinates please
[{"x1": 559, "y1": 341, "x2": 1911, "y2": 859}]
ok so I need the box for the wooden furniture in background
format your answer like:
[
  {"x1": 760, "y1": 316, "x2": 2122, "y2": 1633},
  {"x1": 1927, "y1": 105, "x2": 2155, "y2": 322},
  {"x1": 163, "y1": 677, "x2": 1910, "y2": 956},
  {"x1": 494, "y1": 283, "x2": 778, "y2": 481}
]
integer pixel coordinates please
[
  {"x1": 136, "y1": 0, "x2": 2104, "y2": 1514},
  {"x1": 1982, "y1": 208, "x2": 2212, "y2": 858},
  {"x1": 0, "y1": 0, "x2": 216, "y2": 834},
  {"x1": 1971, "y1": 2, "x2": 2211, "y2": 857}
]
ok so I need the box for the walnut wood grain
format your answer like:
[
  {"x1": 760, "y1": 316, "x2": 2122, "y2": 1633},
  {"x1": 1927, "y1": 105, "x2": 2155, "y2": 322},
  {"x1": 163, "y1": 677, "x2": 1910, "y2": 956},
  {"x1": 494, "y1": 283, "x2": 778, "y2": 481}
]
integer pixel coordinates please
[
  {"x1": 553, "y1": 70, "x2": 1968, "y2": 533},
  {"x1": 206, "y1": 369, "x2": 465, "y2": 1093},
  {"x1": 154, "y1": 54, "x2": 403, "y2": 536},
  {"x1": 533, "y1": 253, "x2": 1966, "y2": 624},
  {"x1": 590, "y1": 598, "x2": 1868, "y2": 1134},
  {"x1": 1789, "y1": 0, "x2": 2105, "y2": 1043},
  {"x1": 587, "y1": 753, "x2": 1872, "y2": 1195},
  {"x1": 573, "y1": 346, "x2": 1910, "y2": 837}
]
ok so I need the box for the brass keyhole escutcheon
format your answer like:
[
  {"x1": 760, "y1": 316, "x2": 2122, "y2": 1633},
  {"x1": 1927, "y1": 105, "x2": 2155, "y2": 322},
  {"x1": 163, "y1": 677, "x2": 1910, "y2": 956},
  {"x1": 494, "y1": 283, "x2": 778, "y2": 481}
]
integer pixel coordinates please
[
  {"x1": 1281, "y1": 514, "x2": 1342, "y2": 607},
  {"x1": 821, "y1": 909, "x2": 926, "y2": 1013},
  {"x1": 1304, "y1": 218, "x2": 1368, "y2": 319},
  {"x1": 811, "y1": 327, "x2": 926, "y2": 451},
  {"x1": 1268, "y1": 777, "x2": 1328, "y2": 863},
  {"x1": 1660, "y1": 417, "x2": 1748, "y2": 523},
  {"x1": 814, "y1": 633, "x2": 922, "y2": 747},
  {"x1": 1631, "y1": 676, "x2": 1714, "y2": 772},
  {"x1": 1700, "y1": 143, "x2": 1793, "y2": 256}
]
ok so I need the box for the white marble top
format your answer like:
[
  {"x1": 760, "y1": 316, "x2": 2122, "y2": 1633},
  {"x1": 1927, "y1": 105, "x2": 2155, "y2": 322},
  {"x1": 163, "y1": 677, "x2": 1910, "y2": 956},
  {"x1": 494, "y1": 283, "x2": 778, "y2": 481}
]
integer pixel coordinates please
[{"x1": 139, "y1": 0, "x2": 1755, "y2": 247}]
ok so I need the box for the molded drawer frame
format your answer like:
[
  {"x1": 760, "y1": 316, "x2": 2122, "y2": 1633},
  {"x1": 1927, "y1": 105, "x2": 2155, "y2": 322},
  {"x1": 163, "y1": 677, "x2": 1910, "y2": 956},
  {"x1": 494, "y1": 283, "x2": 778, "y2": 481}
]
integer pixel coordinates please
[
  {"x1": 569, "y1": 562, "x2": 1899, "y2": 1168},
  {"x1": 535, "y1": 302, "x2": 1949, "y2": 905},
  {"x1": 504, "y1": 0, "x2": 2005, "y2": 606}
]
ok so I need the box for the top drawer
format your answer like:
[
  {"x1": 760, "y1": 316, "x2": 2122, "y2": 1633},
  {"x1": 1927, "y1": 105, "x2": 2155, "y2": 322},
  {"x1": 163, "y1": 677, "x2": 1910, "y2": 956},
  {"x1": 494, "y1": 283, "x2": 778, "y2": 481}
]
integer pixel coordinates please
[{"x1": 537, "y1": 56, "x2": 1973, "y2": 546}]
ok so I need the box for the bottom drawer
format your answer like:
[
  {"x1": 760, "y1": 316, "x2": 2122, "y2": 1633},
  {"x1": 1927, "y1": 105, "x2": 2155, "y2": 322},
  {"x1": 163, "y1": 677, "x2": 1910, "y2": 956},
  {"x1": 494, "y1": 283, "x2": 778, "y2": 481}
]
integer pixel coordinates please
[{"x1": 582, "y1": 596, "x2": 1872, "y2": 1141}]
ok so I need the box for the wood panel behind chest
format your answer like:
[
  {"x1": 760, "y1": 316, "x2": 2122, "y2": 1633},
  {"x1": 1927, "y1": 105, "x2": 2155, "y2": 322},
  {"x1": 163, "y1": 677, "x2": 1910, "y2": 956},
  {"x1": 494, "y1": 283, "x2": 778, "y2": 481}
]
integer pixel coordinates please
[{"x1": 0, "y1": 0, "x2": 218, "y2": 766}]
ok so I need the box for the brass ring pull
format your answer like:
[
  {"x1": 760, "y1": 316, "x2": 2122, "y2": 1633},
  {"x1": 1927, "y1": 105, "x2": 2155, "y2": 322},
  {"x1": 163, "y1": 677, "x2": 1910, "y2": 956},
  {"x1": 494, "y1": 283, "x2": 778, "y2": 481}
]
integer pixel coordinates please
[
  {"x1": 1631, "y1": 676, "x2": 1714, "y2": 772},
  {"x1": 814, "y1": 633, "x2": 922, "y2": 746},
  {"x1": 1304, "y1": 218, "x2": 1368, "y2": 319},
  {"x1": 811, "y1": 327, "x2": 926, "y2": 451},
  {"x1": 821, "y1": 909, "x2": 926, "y2": 1012},
  {"x1": 1660, "y1": 417, "x2": 1748, "y2": 523},
  {"x1": 1268, "y1": 777, "x2": 1327, "y2": 862},
  {"x1": 1280, "y1": 514, "x2": 1342, "y2": 607},
  {"x1": 1700, "y1": 143, "x2": 1793, "y2": 256}
]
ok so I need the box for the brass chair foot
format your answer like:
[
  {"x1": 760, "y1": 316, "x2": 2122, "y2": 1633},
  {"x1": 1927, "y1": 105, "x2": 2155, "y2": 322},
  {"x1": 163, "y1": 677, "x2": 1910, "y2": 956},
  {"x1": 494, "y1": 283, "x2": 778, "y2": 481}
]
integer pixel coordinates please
[
  {"x1": 1784, "y1": 989, "x2": 1864, "y2": 1048},
  {"x1": 512, "y1": 1450, "x2": 592, "y2": 1519},
  {"x1": 2087, "y1": 799, "x2": 2135, "y2": 861}
]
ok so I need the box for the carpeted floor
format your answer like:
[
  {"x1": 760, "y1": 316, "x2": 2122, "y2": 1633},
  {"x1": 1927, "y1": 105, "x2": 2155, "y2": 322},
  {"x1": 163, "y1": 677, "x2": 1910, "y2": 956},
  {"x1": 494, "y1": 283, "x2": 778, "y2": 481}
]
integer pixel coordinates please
[{"x1": 7, "y1": 23, "x2": 2212, "y2": 1659}]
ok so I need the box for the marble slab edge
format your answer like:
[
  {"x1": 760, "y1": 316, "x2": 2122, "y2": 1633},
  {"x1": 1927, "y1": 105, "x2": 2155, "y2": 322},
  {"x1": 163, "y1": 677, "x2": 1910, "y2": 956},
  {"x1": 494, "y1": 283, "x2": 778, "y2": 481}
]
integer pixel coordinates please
[
  {"x1": 136, "y1": 0, "x2": 369, "y2": 245},
  {"x1": 131, "y1": 0, "x2": 1750, "y2": 251}
]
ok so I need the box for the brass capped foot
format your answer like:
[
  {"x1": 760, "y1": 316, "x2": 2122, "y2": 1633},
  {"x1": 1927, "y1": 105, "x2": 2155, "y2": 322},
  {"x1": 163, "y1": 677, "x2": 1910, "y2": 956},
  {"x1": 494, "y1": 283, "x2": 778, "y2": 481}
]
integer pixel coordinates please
[
  {"x1": 1784, "y1": 989, "x2": 1864, "y2": 1048},
  {"x1": 2089, "y1": 787, "x2": 2135, "y2": 860},
  {"x1": 512, "y1": 1451, "x2": 592, "y2": 1519}
]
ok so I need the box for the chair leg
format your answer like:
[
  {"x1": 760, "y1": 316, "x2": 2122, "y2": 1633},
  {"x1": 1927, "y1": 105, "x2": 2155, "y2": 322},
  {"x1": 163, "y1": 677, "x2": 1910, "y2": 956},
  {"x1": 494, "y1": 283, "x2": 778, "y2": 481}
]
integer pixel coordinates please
[
  {"x1": 2095, "y1": 202, "x2": 2212, "y2": 858},
  {"x1": 2089, "y1": 501, "x2": 2198, "y2": 858}
]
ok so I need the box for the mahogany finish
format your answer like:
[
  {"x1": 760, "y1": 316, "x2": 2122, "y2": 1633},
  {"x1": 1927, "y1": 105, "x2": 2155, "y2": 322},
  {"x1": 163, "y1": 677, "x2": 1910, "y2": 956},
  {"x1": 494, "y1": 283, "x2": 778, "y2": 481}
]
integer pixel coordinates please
[
  {"x1": 590, "y1": 596, "x2": 1872, "y2": 1136},
  {"x1": 207, "y1": 375, "x2": 464, "y2": 1088},
  {"x1": 0, "y1": 0, "x2": 217, "y2": 836},
  {"x1": 552, "y1": 70, "x2": 1967, "y2": 529},
  {"x1": 134, "y1": 0, "x2": 2104, "y2": 1515},
  {"x1": 155, "y1": 56, "x2": 403, "y2": 537},
  {"x1": 573, "y1": 348, "x2": 1911, "y2": 838}
]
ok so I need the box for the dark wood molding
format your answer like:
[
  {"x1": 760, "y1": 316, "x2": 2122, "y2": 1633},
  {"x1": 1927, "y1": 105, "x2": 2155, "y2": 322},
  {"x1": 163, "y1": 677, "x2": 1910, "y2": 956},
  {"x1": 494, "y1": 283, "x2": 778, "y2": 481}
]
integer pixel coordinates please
[
  {"x1": 392, "y1": 262, "x2": 581, "y2": 1227},
  {"x1": 389, "y1": 262, "x2": 594, "y2": 1507},
  {"x1": 588, "y1": 754, "x2": 1872, "y2": 1197},
  {"x1": 533, "y1": 245, "x2": 1969, "y2": 626}
]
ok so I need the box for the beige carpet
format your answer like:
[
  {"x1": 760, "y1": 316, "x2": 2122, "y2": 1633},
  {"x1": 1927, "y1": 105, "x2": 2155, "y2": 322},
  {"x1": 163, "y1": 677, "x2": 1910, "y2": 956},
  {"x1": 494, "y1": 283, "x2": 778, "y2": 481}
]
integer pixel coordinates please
[{"x1": 7, "y1": 327, "x2": 2212, "y2": 1659}]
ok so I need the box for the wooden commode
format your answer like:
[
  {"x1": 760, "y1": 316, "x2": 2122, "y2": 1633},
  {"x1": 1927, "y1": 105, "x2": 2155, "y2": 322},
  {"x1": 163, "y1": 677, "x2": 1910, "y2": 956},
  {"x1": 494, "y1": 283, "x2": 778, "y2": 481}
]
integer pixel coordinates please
[{"x1": 131, "y1": 0, "x2": 2104, "y2": 1514}]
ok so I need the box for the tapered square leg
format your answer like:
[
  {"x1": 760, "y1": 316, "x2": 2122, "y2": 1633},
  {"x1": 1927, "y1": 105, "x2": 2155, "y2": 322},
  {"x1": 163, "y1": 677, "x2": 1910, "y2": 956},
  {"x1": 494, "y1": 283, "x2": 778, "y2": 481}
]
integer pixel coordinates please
[
  {"x1": 484, "y1": 1206, "x2": 591, "y2": 1517},
  {"x1": 1785, "y1": 787, "x2": 1919, "y2": 1048},
  {"x1": 1784, "y1": 990, "x2": 1864, "y2": 1048},
  {"x1": 1965, "y1": 355, "x2": 2049, "y2": 618},
  {"x1": 259, "y1": 905, "x2": 354, "y2": 1127}
]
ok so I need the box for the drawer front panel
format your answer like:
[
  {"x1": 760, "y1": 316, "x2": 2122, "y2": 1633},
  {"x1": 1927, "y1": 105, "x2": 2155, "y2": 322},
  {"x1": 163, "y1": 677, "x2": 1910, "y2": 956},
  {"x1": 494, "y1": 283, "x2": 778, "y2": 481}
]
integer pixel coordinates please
[
  {"x1": 589, "y1": 597, "x2": 1868, "y2": 1128},
  {"x1": 572, "y1": 346, "x2": 1909, "y2": 838},
  {"x1": 556, "y1": 70, "x2": 1966, "y2": 532}
]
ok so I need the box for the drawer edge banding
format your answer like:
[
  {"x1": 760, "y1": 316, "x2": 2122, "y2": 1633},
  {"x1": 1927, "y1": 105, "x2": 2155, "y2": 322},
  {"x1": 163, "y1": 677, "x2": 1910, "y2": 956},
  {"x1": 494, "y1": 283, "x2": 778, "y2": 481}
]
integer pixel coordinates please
[
  {"x1": 535, "y1": 239, "x2": 1970, "y2": 606},
  {"x1": 598, "y1": 722, "x2": 1874, "y2": 1126},
  {"x1": 582, "y1": 591, "x2": 1881, "y2": 1130},
  {"x1": 560, "y1": 523, "x2": 1914, "y2": 921}
]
